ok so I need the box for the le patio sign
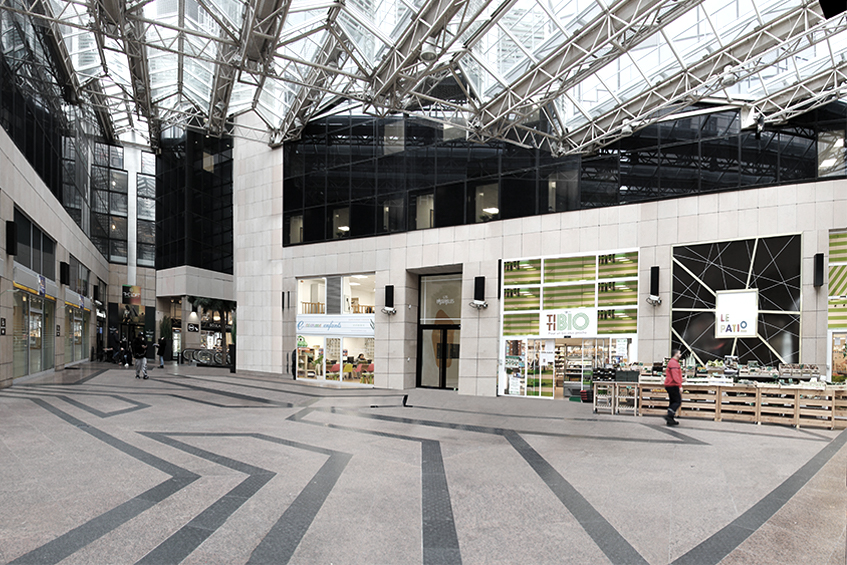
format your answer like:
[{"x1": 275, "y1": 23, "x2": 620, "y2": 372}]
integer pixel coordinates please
[{"x1": 715, "y1": 289, "x2": 758, "y2": 339}]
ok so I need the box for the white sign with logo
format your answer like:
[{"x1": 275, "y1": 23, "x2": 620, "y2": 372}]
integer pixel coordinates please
[
  {"x1": 615, "y1": 338, "x2": 629, "y2": 357},
  {"x1": 296, "y1": 315, "x2": 376, "y2": 336},
  {"x1": 538, "y1": 308, "x2": 597, "y2": 338},
  {"x1": 715, "y1": 289, "x2": 758, "y2": 338}
]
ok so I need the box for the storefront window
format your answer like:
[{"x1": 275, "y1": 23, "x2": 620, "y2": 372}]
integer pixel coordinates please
[
  {"x1": 343, "y1": 275, "x2": 375, "y2": 314},
  {"x1": 14, "y1": 292, "x2": 28, "y2": 378},
  {"x1": 421, "y1": 274, "x2": 462, "y2": 324},
  {"x1": 296, "y1": 336, "x2": 324, "y2": 378},
  {"x1": 13, "y1": 291, "x2": 56, "y2": 377},
  {"x1": 500, "y1": 251, "x2": 639, "y2": 398},
  {"x1": 299, "y1": 278, "x2": 326, "y2": 314}
]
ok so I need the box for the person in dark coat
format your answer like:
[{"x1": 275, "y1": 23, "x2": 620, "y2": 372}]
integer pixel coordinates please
[
  {"x1": 132, "y1": 334, "x2": 148, "y2": 379},
  {"x1": 157, "y1": 335, "x2": 167, "y2": 368}
]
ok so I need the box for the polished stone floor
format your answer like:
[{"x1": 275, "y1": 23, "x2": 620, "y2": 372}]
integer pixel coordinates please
[{"x1": 0, "y1": 363, "x2": 844, "y2": 565}]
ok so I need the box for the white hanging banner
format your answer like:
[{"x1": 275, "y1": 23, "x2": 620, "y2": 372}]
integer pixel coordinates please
[{"x1": 715, "y1": 289, "x2": 758, "y2": 338}]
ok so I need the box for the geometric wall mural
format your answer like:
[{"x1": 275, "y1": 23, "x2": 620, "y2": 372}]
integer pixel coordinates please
[{"x1": 672, "y1": 234, "x2": 801, "y2": 365}]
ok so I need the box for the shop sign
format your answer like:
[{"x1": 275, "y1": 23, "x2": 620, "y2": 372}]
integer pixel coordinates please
[
  {"x1": 297, "y1": 335, "x2": 308, "y2": 347},
  {"x1": 187, "y1": 323, "x2": 200, "y2": 332},
  {"x1": 538, "y1": 308, "x2": 597, "y2": 338},
  {"x1": 122, "y1": 285, "x2": 141, "y2": 305},
  {"x1": 38, "y1": 276, "x2": 46, "y2": 297},
  {"x1": 296, "y1": 315, "x2": 376, "y2": 336},
  {"x1": 715, "y1": 289, "x2": 758, "y2": 338}
]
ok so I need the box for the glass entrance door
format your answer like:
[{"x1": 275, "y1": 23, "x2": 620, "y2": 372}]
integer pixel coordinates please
[
  {"x1": 418, "y1": 273, "x2": 462, "y2": 389},
  {"x1": 419, "y1": 327, "x2": 460, "y2": 389}
]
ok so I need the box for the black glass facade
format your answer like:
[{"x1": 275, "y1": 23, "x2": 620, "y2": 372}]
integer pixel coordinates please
[
  {"x1": 0, "y1": 6, "x2": 101, "y2": 245},
  {"x1": 283, "y1": 104, "x2": 847, "y2": 246},
  {"x1": 156, "y1": 129, "x2": 234, "y2": 274}
]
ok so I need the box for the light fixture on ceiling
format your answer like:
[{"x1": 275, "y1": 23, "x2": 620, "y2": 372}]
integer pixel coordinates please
[
  {"x1": 338, "y1": 226, "x2": 350, "y2": 232},
  {"x1": 421, "y1": 37, "x2": 437, "y2": 62},
  {"x1": 349, "y1": 282, "x2": 360, "y2": 286},
  {"x1": 483, "y1": 207, "x2": 499, "y2": 214}
]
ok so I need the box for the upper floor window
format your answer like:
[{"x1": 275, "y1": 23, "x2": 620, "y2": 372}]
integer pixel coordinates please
[
  {"x1": 14, "y1": 209, "x2": 56, "y2": 281},
  {"x1": 298, "y1": 274, "x2": 376, "y2": 315}
]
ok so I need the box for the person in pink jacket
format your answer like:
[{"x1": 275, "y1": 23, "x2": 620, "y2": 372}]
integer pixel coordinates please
[{"x1": 664, "y1": 349, "x2": 683, "y2": 426}]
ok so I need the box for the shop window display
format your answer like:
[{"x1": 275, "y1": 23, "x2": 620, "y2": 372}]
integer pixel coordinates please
[{"x1": 500, "y1": 251, "x2": 638, "y2": 398}]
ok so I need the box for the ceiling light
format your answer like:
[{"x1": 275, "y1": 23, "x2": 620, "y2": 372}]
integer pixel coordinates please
[
  {"x1": 349, "y1": 282, "x2": 360, "y2": 286},
  {"x1": 338, "y1": 226, "x2": 350, "y2": 232},
  {"x1": 352, "y1": 275, "x2": 368, "y2": 279},
  {"x1": 483, "y1": 207, "x2": 499, "y2": 214},
  {"x1": 421, "y1": 37, "x2": 437, "y2": 62}
]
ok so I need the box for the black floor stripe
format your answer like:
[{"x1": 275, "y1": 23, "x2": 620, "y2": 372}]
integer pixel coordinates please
[
  {"x1": 671, "y1": 427, "x2": 847, "y2": 565},
  {"x1": 148, "y1": 377, "x2": 295, "y2": 407},
  {"x1": 8, "y1": 400, "x2": 199, "y2": 565},
  {"x1": 289, "y1": 408, "x2": 462, "y2": 565},
  {"x1": 504, "y1": 431, "x2": 649, "y2": 565},
  {"x1": 247, "y1": 452, "x2": 351, "y2": 564},
  {"x1": 137, "y1": 432, "x2": 351, "y2": 565}
]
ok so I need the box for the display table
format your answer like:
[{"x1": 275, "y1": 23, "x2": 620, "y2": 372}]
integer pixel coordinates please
[{"x1": 635, "y1": 383, "x2": 847, "y2": 429}]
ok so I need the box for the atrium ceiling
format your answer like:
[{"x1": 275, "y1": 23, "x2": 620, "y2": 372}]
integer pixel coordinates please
[{"x1": 0, "y1": 0, "x2": 845, "y2": 153}]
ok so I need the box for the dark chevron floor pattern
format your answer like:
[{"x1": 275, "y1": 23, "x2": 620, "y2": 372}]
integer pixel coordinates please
[{"x1": 1, "y1": 363, "x2": 845, "y2": 565}]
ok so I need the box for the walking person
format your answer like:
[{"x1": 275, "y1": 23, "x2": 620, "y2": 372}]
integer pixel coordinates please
[
  {"x1": 157, "y1": 335, "x2": 167, "y2": 368},
  {"x1": 133, "y1": 333, "x2": 149, "y2": 379},
  {"x1": 664, "y1": 349, "x2": 683, "y2": 426}
]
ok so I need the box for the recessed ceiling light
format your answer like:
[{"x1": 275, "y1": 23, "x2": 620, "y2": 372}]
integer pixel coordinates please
[
  {"x1": 338, "y1": 226, "x2": 350, "y2": 231},
  {"x1": 483, "y1": 207, "x2": 499, "y2": 214}
]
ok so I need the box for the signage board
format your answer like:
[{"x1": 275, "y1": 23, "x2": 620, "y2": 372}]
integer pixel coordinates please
[
  {"x1": 187, "y1": 323, "x2": 200, "y2": 332},
  {"x1": 296, "y1": 315, "x2": 376, "y2": 336},
  {"x1": 122, "y1": 285, "x2": 141, "y2": 305},
  {"x1": 38, "y1": 276, "x2": 46, "y2": 297},
  {"x1": 715, "y1": 289, "x2": 758, "y2": 338},
  {"x1": 538, "y1": 308, "x2": 597, "y2": 338}
]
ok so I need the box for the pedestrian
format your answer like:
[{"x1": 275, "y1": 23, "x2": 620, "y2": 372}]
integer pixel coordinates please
[
  {"x1": 157, "y1": 335, "x2": 166, "y2": 368},
  {"x1": 120, "y1": 336, "x2": 131, "y2": 367},
  {"x1": 664, "y1": 349, "x2": 683, "y2": 426},
  {"x1": 132, "y1": 333, "x2": 149, "y2": 379}
]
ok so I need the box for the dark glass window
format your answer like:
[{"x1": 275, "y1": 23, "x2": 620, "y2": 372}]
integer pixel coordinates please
[{"x1": 435, "y1": 183, "x2": 464, "y2": 228}]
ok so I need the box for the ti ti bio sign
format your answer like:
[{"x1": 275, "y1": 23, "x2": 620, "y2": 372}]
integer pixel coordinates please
[
  {"x1": 539, "y1": 308, "x2": 597, "y2": 338},
  {"x1": 714, "y1": 289, "x2": 758, "y2": 339},
  {"x1": 122, "y1": 284, "x2": 141, "y2": 305}
]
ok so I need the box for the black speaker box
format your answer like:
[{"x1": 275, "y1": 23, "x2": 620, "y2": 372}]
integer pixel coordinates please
[
  {"x1": 474, "y1": 276, "x2": 485, "y2": 302},
  {"x1": 93, "y1": 286, "x2": 99, "y2": 302},
  {"x1": 385, "y1": 285, "x2": 394, "y2": 309},
  {"x1": 814, "y1": 253, "x2": 825, "y2": 287},
  {"x1": 820, "y1": 0, "x2": 846, "y2": 19},
  {"x1": 5, "y1": 221, "x2": 16, "y2": 255},
  {"x1": 650, "y1": 266, "x2": 660, "y2": 296},
  {"x1": 60, "y1": 261, "x2": 70, "y2": 286}
]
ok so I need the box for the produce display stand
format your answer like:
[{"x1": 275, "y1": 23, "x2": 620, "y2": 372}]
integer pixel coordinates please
[
  {"x1": 633, "y1": 383, "x2": 847, "y2": 429},
  {"x1": 591, "y1": 382, "x2": 639, "y2": 415}
]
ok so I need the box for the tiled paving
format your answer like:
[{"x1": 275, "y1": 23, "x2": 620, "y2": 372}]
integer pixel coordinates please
[{"x1": 0, "y1": 363, "x2": 844, "y2": 564}]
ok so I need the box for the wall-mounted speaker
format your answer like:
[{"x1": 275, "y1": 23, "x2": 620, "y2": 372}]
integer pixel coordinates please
[
  {"x1": 385, "y1": 285, "x2": 394, "y2": 309},
  {"x1": 650, "y1": 266, "x2": 660, "y2": 297},
  {"x1": 60, "y1": 261, "x2": 70, "y2": 286},
  {"x1": 474, "y1": 276, "x2": 485, "y2": 302},
  {"x1": 814, "y1": 253, "x2": 825, "y2": 288},
  {"x1": 820, "y1": 0, "x2": 846, "y2": 19},
  {"x1": 5, "y1": 221, "x2": 16, "y2": 256}
]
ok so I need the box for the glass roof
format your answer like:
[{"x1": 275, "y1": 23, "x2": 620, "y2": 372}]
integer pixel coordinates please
[{"x1": 2, "y1": 0, "x2": 845, "y2": 151}]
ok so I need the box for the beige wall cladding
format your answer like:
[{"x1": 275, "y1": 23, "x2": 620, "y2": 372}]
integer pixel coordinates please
[
  {"x1": 233, "y1": 115, "x2": 284, "y2": 375},
  {"x1": 275, "y1": 179, "x2": 847, "y2": 393}
]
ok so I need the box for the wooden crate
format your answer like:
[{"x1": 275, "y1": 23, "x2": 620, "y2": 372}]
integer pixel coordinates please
[
  {"x1": 758, "y1": 387, "x2": 799, "y2": 427},
  {"x1": 833, "y1": 389, "x2": 847, "y2": 429},
  {"x1": 797, "y1": 389, "x2": 835, "y2": 429},
  {"x1": 679, "y1": 385, "x2": 718, "y2": 421},
  {"x1": 638, "y1": 385, "x2": 669, "y2": 416},
  {"x1": 718, "y1": 386, "x2": 758, "y2": 423}
]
